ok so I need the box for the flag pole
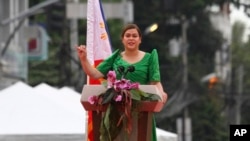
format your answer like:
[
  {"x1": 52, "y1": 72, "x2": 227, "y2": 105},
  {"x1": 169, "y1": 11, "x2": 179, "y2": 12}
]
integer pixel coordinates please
[{"x1": 85, "y1": 75, "x2": 90, "y2": 141}]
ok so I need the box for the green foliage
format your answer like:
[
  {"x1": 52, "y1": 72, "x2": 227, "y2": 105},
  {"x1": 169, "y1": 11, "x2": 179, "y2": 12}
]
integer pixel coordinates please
[
  {"x1": 231, "y1": 21, "x2": 247, "y2": 66},
  {"x1": 106, "y1": 19, "x2": 124, "y2": 50},
  {"x1": 231, "y1": 21, "x2": 250, "y2": 125},
  {"x1": 28, "y1": 1, "x2": 71, "y2": 87},
  {"x1": 100, "y1": 104, "x2": 123, "y2": 141},
  {"x1": 28, "y1": 43, "x2": 60, "y2": 86},
  {"x1": 132, "y1": 0, "x2": 227, "y2": 140},
  {"x1": 28, "y1": 34, "x2": 69, "y2": 87},
  {"x1": 190, "y1": 94, "x2": 228, "y2": 141},
  {"x1": 101, "y1": 88, "x2": 116, "y2": 104},
  {"x1": 130, "y1": 89, "x2": 161, "y2": 101}
]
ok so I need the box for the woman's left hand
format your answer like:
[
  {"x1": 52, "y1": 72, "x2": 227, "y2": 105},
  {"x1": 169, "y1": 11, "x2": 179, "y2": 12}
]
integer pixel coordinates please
[{"x1": 161, "y1": 92, "x2": 168, "y2": 104}]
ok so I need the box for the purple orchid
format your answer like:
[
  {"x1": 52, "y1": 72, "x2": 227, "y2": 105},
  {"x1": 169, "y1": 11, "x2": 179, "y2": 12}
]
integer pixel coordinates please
[
  {"x1": 114, "y1": 95, "x2": 122, "y2": 102},
  {"x1": 107, "y1": 70, "x2": 116, "y2": 88},
  {"x1": 88, "y1": 95, "x2": 98, "y2": 105},
  {"x1": 113, "y1": 79, "x2": 131, "y2": 91},
  {"x1": 128, "y1": 82, "x2": 139, "y2": 89}
]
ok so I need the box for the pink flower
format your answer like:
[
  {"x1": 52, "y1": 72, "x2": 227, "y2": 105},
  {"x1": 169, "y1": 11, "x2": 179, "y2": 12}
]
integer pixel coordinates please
[
  {"x1": 114, "y1": 79, "x2": 130, "y2": 91},
  {"x1": 128, "y1": 82, "x2": 139, "y2": 89},
  {"x1": 88, "y1": 95, "x2": 98, "y2": 105},
  {"x1": 114, "y1": 95, "x2": 122, "y2": 102},
  {"x1": 107, "y1": 71, "x2": 116, "y2": 88}
]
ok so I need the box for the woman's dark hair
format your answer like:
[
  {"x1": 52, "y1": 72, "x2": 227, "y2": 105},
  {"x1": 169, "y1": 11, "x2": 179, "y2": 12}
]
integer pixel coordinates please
[{"x1": 120, "y1": 24, "x2": 142, "y2": 38}]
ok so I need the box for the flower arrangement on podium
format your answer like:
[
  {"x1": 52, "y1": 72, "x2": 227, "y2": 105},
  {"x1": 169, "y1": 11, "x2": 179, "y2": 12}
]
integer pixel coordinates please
[{"x1": 87, "y1": 66, "x2": 161, "y2": 141}]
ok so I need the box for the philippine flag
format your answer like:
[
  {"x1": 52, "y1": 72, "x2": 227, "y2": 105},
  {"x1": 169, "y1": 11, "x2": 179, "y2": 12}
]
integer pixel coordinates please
[
  {"x1": 86, "y1": 0, "x2": 112, "y2": 68},
  {"x1": 86, "y1": 0, "x2": 112, "y2": 141}
]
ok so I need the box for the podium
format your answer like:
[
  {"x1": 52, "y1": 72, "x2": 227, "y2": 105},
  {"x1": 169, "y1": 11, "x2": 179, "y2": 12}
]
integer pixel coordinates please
[{"x1": 80, "y1": 85, "x2": 164, "y2": 141}]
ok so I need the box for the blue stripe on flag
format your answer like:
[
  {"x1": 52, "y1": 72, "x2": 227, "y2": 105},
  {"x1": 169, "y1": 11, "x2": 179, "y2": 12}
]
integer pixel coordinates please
[{"x1": 99, "y1": 0, "x2": 113, "y2": 51}]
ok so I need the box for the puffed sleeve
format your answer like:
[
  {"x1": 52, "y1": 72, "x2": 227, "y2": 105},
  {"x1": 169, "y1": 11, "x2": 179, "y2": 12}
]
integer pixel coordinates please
[
  {"x1": 96, "y1": 49, "x2": 120, "y2": 76},
  {"x1": 149, "y1": 49, "x2": 161, "y2": 82}
]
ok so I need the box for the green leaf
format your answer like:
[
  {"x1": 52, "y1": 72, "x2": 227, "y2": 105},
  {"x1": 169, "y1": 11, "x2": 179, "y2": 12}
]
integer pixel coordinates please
[
  {"x1": 100, "y1": 104, "x2": 123, "y2": 141},
  {"x1": 130, "y1": 89, "x2": 141, "y2": 101},
  {"x1": 141, "y1": 93, "x2": 161, "y2": 101},
  {"x1": 102, "y1": 89, "x2": 115, "y2": 104},
  {"x1": 101, "y1": 80, "x2": 108, "y2": 87},
  {"x1": 138, "y1": 90, "x2": 148, "y2": 97},
  {"x1": 109, "y1": 105, "x2": 123, "y2": 140},
  {"x1": 100, "y1": 105, "x2": 111, "y2": 141}
]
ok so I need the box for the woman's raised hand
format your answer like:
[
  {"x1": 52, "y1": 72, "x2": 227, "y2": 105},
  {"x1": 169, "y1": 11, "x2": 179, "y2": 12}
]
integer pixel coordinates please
[{"x1": 76, "y1": 45, "x2": 87, "y2": 61}]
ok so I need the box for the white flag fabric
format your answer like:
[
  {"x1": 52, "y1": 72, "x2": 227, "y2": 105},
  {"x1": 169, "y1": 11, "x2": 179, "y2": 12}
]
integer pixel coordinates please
[{"x1": 86, "y1": 0, "x2": 112, "y2": 65}]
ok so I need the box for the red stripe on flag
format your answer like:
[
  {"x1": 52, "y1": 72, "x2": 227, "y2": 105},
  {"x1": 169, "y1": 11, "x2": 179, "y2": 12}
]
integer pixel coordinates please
[
  {"x1": 89, "y1": 60, "x2": 104, "y2": 84},
  {"x1": 87, "y1": 59, "x2": 104, "y2": 141},
  {"x1": 87, "y1": 111, "x2": 93, "y2": 141}
]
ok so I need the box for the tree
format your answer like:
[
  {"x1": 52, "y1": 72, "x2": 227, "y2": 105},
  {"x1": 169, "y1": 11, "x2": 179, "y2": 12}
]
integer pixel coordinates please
[
  {"x1": 45, "y1": 1, "x2": 66, "y2": 34},
  {"x1": 231, "y1": 21, "x2": 250, "y2": 125},
  {"x1": 132, "y1": 0, "x2": 228, "y2": 140},
  {"x1": 28, "y1": 0, "x2": 70, "y2": 87}
]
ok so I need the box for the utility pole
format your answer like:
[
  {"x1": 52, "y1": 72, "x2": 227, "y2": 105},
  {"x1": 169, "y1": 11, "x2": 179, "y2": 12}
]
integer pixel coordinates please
[
  {"x1": 180, "y1": 16, "x2": 192, "y2": 141},
  {"x1": 236, "y1": 65, "x2": 243, "y2": 124},
  {"x1": 210, "y1": 0, "x2": 232, "y2": 125},
  {"x1": 174, "y1": 15, "x2": 192, "y2": 141}
]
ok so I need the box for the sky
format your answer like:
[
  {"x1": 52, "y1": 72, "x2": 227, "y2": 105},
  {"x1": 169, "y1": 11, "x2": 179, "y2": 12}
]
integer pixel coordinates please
[
  {"x1": 210, "y1": 3, "x2": 250, "y2": 43},
  {"x1": 230, "y1": 4, "x2": 250, "y2": 42}
]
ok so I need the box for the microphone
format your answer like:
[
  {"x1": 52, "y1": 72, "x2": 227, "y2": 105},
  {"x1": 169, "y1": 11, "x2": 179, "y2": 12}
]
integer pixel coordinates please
[
  {"x1": 117, "y1": 66, "x2": 135, "y2": 78},
  {"x1": 127, "y1": 66, "x2": 135, "y2": 73},
  {"x1": 117, "y1": 66, "x2": 125, "y2": 74},
  {"x1": 124, "y1": 66, "x2": 135, "y2": 78}
]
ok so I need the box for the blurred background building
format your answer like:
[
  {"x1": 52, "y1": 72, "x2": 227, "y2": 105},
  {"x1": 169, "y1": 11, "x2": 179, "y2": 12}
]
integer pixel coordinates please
[
  {"x1": 0, "y1": 0, "x2": 50, "y2": 89},
  {"x1": 0, "y1": 0, "x2": 29, "y2": 89}
]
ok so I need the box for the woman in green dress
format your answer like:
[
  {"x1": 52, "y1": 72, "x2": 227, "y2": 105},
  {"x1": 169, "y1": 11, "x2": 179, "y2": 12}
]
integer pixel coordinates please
[{"x1": 77, "y1": 23, "x2": 167, "y2": 141}]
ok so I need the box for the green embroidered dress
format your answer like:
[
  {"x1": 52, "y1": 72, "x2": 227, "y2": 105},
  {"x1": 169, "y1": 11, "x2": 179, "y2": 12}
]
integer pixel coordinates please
[{"x1": 97, "y1": 49, "x2": 161, "y2": 141}]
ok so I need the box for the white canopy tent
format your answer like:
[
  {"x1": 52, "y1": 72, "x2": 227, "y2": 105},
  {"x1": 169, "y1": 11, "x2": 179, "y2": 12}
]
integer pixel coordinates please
[
  {"x1": 0, "y1": 81, "x2": 177, "y2": 141},
  {"x1": 0, "y1": 82, "x2": 86, "y2": 141}
]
